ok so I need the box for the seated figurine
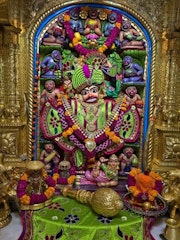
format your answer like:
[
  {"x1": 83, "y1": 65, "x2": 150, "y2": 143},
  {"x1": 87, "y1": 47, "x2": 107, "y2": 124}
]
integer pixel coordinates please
[
  {"x1": 40, "y1": 143, "x2": 60, "y2": 175},
  {"x1": 104, "y1": 11, "x2": 118, "y2": 37},
  {"x1": 54, "y1": 160, "x2": 76, "y2": 187},
  {"x1": 16, "y1": 161, "x2": 56, "y2": 210},
  {"x1": 84, "y1": 8, "x2": 102, "y2": 40},
  {"x1": 41, "y1": 16, "x2": 65, "y2": 46},
  {"x1": 70, "y1": 8, "x2": 84, "y2": 34},
  {"x1": 40, "y1": 80, "x2": 61, "y2": 105},
  {"x1": 119, "y1": 147, "x2": 138, "y2": 174},
  {"x1": 124, "y1": 86, "x2": 144, "y2": 116},
  {"x1": 122, "y1": 56, "x2": 144, "y2": 83},
  {"x1": 85, "y1": 154, "x2": 119, "y2": 187},
  {"x1": 40, "y1": 50, "x2": 62, "y2": 78},
  {"x1": 119, "y1": 20, "x2": 145, "y2": 50}
]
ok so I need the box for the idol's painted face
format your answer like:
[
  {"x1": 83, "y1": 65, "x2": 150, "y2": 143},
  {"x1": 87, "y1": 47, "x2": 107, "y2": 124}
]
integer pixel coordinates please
[
  {"x1": 81, "y1": 85, "x2": 99, "y2": 103},
  {"x1": 45, "y1": 80, "x2": 55, "y2": 92}
]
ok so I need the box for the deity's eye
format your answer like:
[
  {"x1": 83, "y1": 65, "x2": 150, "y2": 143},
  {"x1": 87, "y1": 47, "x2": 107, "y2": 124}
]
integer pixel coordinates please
[
  {"x1": 90, "y1": 86, "x2": 99, "y2": 93},
  {"x1": 81, "y1": 89, "x2": 89, "y2": 95}
]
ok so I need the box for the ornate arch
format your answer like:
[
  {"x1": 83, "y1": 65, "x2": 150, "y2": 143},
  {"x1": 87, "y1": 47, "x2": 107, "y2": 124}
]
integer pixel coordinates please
[{"x1": 28, "y1": 2, "x2": 156, "y2": 174}]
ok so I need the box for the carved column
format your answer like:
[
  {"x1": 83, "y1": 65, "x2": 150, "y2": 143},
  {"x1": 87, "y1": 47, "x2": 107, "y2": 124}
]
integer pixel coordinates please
[{"x1": 0, "y1": 23, "x2": 26, "y2": 166}]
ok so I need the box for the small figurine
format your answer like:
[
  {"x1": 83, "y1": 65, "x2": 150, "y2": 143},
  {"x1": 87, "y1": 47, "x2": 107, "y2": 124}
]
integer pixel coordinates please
[
  {"x1": 124, "y1": 86, "x2": 144, "y2": 116},
  {"x1": 41, "y1": 16, "x2": 65, "y2": 46},
  {"x1": 162, "y1": 169, "x2": 180, "y2": 223},
  {"x1": 16, "y1": 161, "x2": 56, "y2": 210},
  {"x1": 119, "y1": 20, "x2": 145, "y2": 50},
  {"x1": 54, "y1": 160, "x2": 76, "y2": 187},
  {"x1": 122, "y1": 56, "x2": 144, "y2": 83},
  {"x1": 60, "y1": 72, "x2": 74, "y2": 99},
  {"x1": 104, "y1": 11, "x2": 118, "y2": 37},
  {"x1": 40, "y1": 50, "x2": 62, "y2": 78},
  {"x1": 70, "y1": 8, "x2": 84, "y2": 34},
  {"x1": 40, "y1": 143, "x2": 60, "y2": 174},
  {"x1": 40, "y1": 80, "x2": 61, "y2": 105},
  {"x1": 119, "y1": 147, "x2": 138, "y2": 174},
  {"x1": 84, "y1": 8, "x2": 102, "y2": 40},
  {"x1": 85, "y1": 154, "x2": 119, "y2": 187}
]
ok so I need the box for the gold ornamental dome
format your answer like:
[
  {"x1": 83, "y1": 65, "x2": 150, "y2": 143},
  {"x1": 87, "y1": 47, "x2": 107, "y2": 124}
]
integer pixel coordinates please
[{"x1": 26, "y1": 160, "x2": 44, "y2": 170}]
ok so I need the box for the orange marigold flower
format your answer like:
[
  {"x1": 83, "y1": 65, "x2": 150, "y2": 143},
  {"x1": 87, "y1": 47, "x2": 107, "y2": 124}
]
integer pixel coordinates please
[
  {"x1": 105, "y1": 127, "x2": 110, "y2": 134},
  {"x1": 72, "y1": 37, "x2": 81, "y2": 46},
  {"x1": 116, "y1": 22, "x2": 121, "y2": 28},
  {"x1": 129, "y1": 168, "x2": 142, "y2": 177},
  {"x1": 21, "y1": 173, "x2": 28, "y2": 181},
  {"x1": 64, "y1": 14, "x2": 70, "y2": 22},
  {"x1": 129, "y1": 186, "x2": 140, "y2": 196},
  {"x1": 114, "y1": 115, "x2": 118, "y2": 120},
  {"x1": 53, "y1": 173, "x2": 59, "y2": 182},
  {"x1": 65, "y1": 111, "x2": 69, "y2": 116},
  {"x1": 42, "y1": 171, "x2": 48, "y2": 178},
  {"x1": 98, "y1": 44, "x2": 107, "y2": 53},
  {"x1": 121, "y1": 107, "x2": 127, "y2": 111},
  {"x1": 57, "y1": 100, "x2": 62, "y2": 106},
  {"x1": 20, "y1": 195, "x2": 30, "y2": 205},
  {"x1": 67, "y1": 175, "x2": 76, "y2": 184},
  {"x1": 112, "y1": 136, "x2": 120, "y2": 143},
  {"x1": 72, "y1": 124, "x2": 78, "y2": 130},
  {"x1": 62, "y1": 131, "x2": 68, "y2": 138},
  {"x1": 108, "y1": 131, "x2": 115, "y2": 138},
  {"x1": 149, "y1": 189, "x2": 158, "y2": 197},
  {"x1": 67, "y1": 127, "x2": 73, "y2": 135},
  {"x1": 44, "y1": 187, "x2": 55, "y2": 199}
]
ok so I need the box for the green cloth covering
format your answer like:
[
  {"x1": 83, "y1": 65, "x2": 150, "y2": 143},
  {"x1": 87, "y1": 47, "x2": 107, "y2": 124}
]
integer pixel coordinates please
[{"x1": 32, "y1": 196, "x2": 143, "y2": 240}]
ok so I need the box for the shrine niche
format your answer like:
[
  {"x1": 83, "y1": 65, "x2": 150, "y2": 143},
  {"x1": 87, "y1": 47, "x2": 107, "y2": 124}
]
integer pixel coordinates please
[
  {"x1": 0, "y1": 0, "x2": 179, "y2": 175},
  {"x1": 28, "y1": 3, "x2": 152, "y2": 184}
]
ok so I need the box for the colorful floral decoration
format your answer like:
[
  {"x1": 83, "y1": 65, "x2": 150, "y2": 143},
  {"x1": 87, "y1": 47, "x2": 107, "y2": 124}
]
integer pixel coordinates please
[
  {"x1": 56, "y1": 96, "x2": 127, "y2": 160},
  {"x1": 127, "y1": 168, "x2": 163, "y2": 202},
  {"x1": 121, "y1": 168, "x2": 168, "y2": 216},
  {"x1": 63, "y1": 9, "x2": 122, "y2": 56},
  {"x1": 17, "y1": 170, "x2": 56, "y2": 206}
]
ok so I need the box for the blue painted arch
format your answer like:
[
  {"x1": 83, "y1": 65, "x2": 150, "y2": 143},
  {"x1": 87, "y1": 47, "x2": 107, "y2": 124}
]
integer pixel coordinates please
[{"x1": 32, "y1": 3, "x2": 152, "y2": 161}]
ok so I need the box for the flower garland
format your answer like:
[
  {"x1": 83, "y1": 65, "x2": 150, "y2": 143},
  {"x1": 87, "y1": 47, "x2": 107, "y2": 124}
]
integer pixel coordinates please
[
  {"x1": 56, "y1": 96, "x2": 126, "y2": 159},
  {"x1": 17, "y1": 171, "x2": 56, "y2": 205},
  {"x1": 127, "y1": 168, "x2": 163, "y2": 202},
  {"x1": 64, "y1": 10, "x2": 122, "y2": 55}
]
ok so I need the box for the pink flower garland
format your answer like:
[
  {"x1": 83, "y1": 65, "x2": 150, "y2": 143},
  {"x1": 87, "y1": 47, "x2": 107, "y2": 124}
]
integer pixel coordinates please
[
  {"x1": 64, "y1": 10, "x2": 122, "y2": 56},
  {"x1": 17, "y1": 172, "x2": 56, "y2": 205}
]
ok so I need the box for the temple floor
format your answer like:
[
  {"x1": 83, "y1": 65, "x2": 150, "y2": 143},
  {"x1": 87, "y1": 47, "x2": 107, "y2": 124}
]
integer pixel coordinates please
[{"x1": 0, "y1": 210, "x2": 167, "y2": 240}]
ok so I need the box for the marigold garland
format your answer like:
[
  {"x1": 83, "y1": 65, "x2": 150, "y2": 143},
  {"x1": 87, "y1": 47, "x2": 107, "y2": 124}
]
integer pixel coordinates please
[
  {"x1": 127, "y1": 169, "x2": 163, "y2": 202},
  {"x1": 63, "y1": 9, "x2": 122, "y2": 55},
  {"x1": 17, "y1": 171, "x2": 56, "y2": 205}
]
